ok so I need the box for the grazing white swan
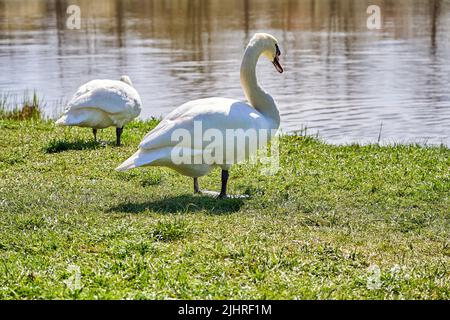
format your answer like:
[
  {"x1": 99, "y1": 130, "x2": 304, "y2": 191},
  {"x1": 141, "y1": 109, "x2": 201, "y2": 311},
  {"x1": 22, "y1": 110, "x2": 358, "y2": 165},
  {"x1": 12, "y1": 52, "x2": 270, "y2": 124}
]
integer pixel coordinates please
[
  {"x1": 55, "y1": 75, "x2": 142, "y2": 146},
  {"x1": 117, "y1": 33, "x2": 284, "y2": 198}
]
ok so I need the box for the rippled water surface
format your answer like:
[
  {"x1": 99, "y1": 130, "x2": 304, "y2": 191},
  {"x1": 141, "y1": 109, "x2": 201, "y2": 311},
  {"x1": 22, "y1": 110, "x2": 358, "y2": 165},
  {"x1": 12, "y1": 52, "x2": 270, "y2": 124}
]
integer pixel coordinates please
[{"x1": 1, "y1": 0, "x2": 449, "y2": 145}]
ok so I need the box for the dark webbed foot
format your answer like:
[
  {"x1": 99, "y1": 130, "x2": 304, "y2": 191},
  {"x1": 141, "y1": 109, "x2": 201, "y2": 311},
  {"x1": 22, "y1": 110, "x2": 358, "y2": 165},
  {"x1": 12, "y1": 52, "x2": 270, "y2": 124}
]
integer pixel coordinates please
[
  {"x1": 216, "y1": 171, "x2": 250, "y2": 199},
  {"x1": 193, "y1": 171, "x2": 229, "y2": 199},
  {"x1": 193, "y1": 171, "x2": 248, "y2": 199}
]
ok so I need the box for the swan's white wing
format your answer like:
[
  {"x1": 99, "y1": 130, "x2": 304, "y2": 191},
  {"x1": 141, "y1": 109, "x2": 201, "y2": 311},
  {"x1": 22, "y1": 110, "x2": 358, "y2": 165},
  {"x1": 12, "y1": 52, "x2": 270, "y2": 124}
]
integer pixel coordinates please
[
  {"x1": 138, "y1": 97, "x2": 272, "y2": 151},
  {"x1": 66, "y1": 80, "x2": 141, "y2": 115}
]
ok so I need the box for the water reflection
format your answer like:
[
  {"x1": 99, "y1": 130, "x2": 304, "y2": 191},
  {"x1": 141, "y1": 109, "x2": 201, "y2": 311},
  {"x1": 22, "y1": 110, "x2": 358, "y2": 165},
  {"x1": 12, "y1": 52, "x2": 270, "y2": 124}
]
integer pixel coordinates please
[{"x1": 0, "y1": 0, "x2": 449, "y2": 145}]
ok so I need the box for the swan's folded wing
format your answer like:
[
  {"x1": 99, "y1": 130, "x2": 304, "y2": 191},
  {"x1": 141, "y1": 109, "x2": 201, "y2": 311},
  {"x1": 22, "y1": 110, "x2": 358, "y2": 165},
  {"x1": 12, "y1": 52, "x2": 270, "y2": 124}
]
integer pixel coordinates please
[
  {"x1": 138, "y1": 117, "x2": 196, "y2": 151},
  {"x1": 67, "y1": 81, "x2": 141, "y2": 114},
  {"x1": 138, "y1": 97, "x2": 269, "y2": 152},
  {"x1": 137, "y1": 99, "x2": 216, "y2": 151}
]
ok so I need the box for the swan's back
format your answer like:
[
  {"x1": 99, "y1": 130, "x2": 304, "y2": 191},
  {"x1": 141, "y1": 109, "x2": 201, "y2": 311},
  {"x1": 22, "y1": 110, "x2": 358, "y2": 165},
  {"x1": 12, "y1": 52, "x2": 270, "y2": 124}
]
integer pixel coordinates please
[
  {"x1": 67, "y1": 80, "x2": 141, "y2": 115},
  {"x1": 57, "y1": 79, "x2": 142, "y2": 129}
]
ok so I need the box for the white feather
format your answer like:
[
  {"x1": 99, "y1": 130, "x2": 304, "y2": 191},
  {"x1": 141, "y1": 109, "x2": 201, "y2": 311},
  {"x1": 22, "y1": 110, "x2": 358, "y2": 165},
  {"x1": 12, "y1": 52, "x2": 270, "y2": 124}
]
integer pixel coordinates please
[{"x1": 56, "y1": 76, "x2": 142, "y2": 129}]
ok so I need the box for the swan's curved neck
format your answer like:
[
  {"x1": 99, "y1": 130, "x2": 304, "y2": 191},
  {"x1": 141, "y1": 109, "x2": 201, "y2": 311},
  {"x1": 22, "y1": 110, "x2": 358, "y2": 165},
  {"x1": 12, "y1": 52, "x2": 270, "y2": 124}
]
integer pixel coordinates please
[{"x1": 240, "y1": 44, "x2": 280, "y2": 127}]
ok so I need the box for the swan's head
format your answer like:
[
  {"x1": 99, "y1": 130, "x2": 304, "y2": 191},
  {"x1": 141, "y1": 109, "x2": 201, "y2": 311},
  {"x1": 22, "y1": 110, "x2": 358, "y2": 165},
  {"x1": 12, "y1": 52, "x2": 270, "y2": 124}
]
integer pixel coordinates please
[
  {"x1": 249, "y1": 33, "x2": 284, "y2": 74},
  {"x1": 120, "y1": 75, "x2": 133, "y2": 87}
]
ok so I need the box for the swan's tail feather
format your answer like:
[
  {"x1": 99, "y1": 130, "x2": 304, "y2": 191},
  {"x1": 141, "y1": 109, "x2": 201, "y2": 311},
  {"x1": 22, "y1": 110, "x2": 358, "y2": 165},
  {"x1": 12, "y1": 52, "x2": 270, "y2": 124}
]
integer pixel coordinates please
[
  {"x1": 55, "y1": 112, "x2": 85, "y2": 126},
  {"x1": 116, "y1": 147, "x2": 174, "y2": 172},
  {"x1": 55, "y1": 114, "x2": 69, "y2": 126},
  {"x1": 116, "y1": 149, "x2": 161, "y2": 172},
  {"x1": 116, "y1": 150, "x2": 141, "y2": 172}
]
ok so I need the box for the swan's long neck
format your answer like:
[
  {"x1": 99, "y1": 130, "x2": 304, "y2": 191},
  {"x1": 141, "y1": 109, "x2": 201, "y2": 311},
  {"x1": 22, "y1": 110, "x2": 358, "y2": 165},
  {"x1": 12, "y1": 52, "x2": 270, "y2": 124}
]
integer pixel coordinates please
[{"x1": 240, "y1": 44, "x2": 280, "y2": 127}]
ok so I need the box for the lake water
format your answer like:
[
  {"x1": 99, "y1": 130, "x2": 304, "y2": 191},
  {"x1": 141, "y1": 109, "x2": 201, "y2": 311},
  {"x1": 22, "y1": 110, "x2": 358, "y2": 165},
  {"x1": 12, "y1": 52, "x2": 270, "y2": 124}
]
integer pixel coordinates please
[{"x1": 1, "y1": 0, "x2": 449, "y2": 145}]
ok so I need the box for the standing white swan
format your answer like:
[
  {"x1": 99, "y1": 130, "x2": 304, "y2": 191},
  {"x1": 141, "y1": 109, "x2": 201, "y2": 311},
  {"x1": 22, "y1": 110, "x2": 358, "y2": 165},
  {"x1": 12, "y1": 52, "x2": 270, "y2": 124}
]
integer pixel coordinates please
[
  {"x1": 55, "y1": 75, "x2": 142, "y2": 146},
  {"x1": 117, "y1": 33, "x2": 284, "y2": 198}
]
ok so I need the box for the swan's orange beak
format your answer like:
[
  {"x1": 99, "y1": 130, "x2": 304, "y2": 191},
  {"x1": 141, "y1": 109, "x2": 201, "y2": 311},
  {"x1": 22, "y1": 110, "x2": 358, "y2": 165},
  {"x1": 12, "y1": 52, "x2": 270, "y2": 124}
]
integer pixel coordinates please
[{"x1": 273, "y1": 56, "x2": 284, "y2": 74}]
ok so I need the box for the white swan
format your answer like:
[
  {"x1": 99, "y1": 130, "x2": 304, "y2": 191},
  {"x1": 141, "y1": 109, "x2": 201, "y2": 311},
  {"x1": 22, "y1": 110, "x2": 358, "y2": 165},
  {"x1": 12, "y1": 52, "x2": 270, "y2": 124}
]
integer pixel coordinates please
[
  {"x1": 55, "y1": 75, "x2": 142, "y2": 146},
  {"x1": 117, "y1": 33, "x2": 284, "y2": 198}
]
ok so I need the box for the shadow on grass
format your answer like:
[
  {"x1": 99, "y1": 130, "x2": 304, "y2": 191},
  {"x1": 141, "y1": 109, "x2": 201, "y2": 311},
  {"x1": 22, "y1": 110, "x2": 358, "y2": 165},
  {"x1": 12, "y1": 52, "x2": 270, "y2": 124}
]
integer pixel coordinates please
[
  {"x1": 43, "y1": 139, "x2": 103, "y2": 153},
  {"x1": 109, "y1": 194, "x2": 246, "y2": 215}
]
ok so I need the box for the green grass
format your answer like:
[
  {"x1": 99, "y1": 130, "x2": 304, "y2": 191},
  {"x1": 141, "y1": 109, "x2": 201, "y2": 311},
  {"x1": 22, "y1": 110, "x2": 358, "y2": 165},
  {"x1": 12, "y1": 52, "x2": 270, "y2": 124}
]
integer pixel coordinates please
[{"x1": 0, "y1": 116, "x2": 448, "y2": 299}]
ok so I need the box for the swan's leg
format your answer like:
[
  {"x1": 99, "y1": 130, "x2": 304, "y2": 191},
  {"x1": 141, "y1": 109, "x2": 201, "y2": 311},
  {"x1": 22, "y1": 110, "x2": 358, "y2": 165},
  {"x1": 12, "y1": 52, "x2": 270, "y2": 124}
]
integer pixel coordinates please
[
  {"x1": 93, "y1": 128, "x2": 98, "y2": 143},
  {"x1": 196, "y1": 171, "x2": 231, "y2": 198},
  {"x1": 194, "y1": 177, "x2": 200, "y2": 194},
  {"x1": 116, "y1": 127, "x2": 123, "y2": 146},
  {"x1": 218, "y1": 170, "x2": 229, "y2": 198}
]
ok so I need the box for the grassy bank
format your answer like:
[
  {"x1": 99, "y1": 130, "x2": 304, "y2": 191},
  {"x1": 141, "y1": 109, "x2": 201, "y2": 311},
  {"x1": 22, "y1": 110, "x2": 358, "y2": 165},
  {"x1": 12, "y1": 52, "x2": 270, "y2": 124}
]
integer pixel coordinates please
[
  {"x1": 0, "y1": 116, "x2": 449, "y2": 299},
  {"x1": 0, "y1": 92, "x2": 43, "y2": 120}
]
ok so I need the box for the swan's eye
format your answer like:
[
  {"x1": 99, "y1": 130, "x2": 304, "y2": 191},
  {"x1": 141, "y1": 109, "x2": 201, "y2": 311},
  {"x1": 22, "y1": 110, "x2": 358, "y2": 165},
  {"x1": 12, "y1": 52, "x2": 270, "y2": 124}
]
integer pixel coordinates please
[{"x1": 275, "y1": 44, "x2": 281, "y2": 57}]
